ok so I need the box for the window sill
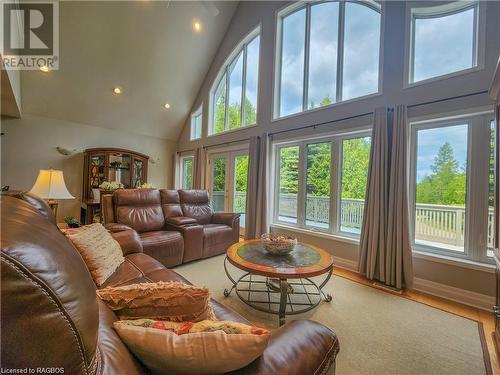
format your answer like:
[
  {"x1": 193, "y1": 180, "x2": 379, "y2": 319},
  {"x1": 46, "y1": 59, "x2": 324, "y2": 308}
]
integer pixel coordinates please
[
  {"x1": 404, "y1": 65, "x2": 484, "y2": 89},
  {"x1": 271, "y1": 224, "x2": 495, "y2": 274},
  {"x1": 412, "y1": 249, "x2": 495, "y2": 274},
  {"x1": 207, "y1": 124, "x2": 258, "y2": 138},
  {"x1": 270, "y1": 223, "x2": 360, "y2": 245}
]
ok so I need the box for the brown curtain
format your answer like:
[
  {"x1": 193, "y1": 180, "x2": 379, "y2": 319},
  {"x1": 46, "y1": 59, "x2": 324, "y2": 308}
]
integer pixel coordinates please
[
  {"x1": 245, "y1": 134, "x2": 269, "y2": 239},
  {"x1": 358, "y1": 105, "x2": 413, "y2": 289},
  {"x1": 193, "y1": 147, "x2": 206, "y2": 189}
]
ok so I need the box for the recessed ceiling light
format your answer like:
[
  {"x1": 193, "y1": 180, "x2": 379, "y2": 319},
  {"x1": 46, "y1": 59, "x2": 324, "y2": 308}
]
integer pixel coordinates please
[
  {"x1": 39, "y1": 65, "x2": 49, "y2": 72},
  {"x1": 164, "y1": 103, "x2": 171, "y2": 109},
  {"x1": 113, "y1": 86, "x2": 122, "y2": 95},
  {"x1": 193, "y1": 21, "x2": 202, "y2": 32}
]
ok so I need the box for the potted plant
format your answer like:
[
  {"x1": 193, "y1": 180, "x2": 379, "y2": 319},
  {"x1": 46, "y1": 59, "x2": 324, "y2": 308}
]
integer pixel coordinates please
[{"x1": 64, "y1": 216, "x2": 81, "y2": 228}]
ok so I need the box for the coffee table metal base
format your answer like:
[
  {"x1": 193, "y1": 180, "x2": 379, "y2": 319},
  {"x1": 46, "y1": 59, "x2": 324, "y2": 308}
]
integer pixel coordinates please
[{"x1": 223, "y1": 257, "x2": 332, "y2": 326}]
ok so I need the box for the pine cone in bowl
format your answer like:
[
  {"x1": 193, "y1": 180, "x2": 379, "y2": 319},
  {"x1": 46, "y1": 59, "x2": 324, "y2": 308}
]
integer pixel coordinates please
[{"x1": 261, "y1": 234, "x2": 297, "y2": 255}]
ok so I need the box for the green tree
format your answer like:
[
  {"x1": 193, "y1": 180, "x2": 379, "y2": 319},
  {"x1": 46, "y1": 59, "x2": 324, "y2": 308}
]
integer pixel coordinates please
[
  {"x1": 279, "y1": 146, "x2": 299, "y2": 194},
  {"x1": 341, "y1": 137, "x2": 371, "y2": 199},
  {"x1": 416, "y1": 142, "x2": 466, "y2": 205},
  {"x1": 215, "y1": 98, "x2": 257, "y2": 132},
  {"x1": 306, "y1": 143, "x2": 331, "y2": 196}
]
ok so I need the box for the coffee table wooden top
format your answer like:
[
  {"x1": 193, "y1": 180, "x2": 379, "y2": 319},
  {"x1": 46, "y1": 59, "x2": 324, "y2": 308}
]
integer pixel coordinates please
[{"x1": 226, "y1": 239, "x2": 334, "y2": 279}]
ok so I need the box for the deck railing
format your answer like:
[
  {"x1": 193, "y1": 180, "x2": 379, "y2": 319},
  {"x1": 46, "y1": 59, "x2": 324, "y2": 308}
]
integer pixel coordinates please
[
  {"x1": 275, "y1": 194, "x2": 494, "y2": 248},
  {"x1": 211, "y1": 191, "x2": 494, "y2": 248}
]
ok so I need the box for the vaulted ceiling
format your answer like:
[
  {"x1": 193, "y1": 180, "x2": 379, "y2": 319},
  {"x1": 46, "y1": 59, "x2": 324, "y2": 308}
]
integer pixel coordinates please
[{"x1": 20, "y1": 1, "x2": 238, "y2": 140}]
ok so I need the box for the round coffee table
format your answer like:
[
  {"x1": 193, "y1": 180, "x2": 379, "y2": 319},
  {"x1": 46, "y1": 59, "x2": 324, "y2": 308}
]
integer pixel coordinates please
[{"x1": 223, "y1": 239, "x2": 334, "y2": 326}]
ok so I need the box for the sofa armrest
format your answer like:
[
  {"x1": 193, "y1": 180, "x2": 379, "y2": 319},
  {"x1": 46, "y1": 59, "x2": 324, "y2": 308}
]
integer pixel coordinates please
[
  {"x1": 111, "y1": 230, "x2": 143, "y2": 256},
  {"x1": 234, "y1": 320, "x2": 339, "y2": 375},
  {"x1": 165, "y1": 223, "x2": 204, "y2": 263},
  {"x1": 212, "y1": 212, "x2": 240, "y2": 227},
  {"x1": 105, "y1": 223, "x2": 132, "y2": 233},
  {"x1": 166, "y1": 216, "x2": 198, "y2": 226}
]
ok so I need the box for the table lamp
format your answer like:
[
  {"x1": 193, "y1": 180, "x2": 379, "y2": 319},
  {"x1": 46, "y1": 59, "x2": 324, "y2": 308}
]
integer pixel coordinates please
[{"x1": 30, "y1": 169, "x2": 75, "y2": 218}]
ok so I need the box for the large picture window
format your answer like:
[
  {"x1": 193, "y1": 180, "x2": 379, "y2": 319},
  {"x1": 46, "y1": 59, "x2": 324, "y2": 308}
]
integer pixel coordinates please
[
  {"x1": 274, "y1": 132, "x2": 371, "y2": 237},
  {"x1": 180, "y1": 155, "x2": 194, "y2": 190},
  {"x1": 410, "y1": 113, "x2": 494, "y2": 263},
  {"x1": 276, "y1": 1, "x2": 381, "y2": 118},
  {"x1": 210, "y1": 29, "x2": 260, "y2": 135},
  {"x1": 409, "y1": 1, "x2": 479, "y2": 84}
]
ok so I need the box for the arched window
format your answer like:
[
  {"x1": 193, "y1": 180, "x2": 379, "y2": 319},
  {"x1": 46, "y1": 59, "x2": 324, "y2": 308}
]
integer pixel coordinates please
[
  {"x1": 409, "y1": 1, "x2": 480, "y2": 84},
  {"x1": 210, "y1": 28, "x2": 260, "y2": 135},
  {"x1": 275, "y1": 1, "x2": 381, "y2": 118}
]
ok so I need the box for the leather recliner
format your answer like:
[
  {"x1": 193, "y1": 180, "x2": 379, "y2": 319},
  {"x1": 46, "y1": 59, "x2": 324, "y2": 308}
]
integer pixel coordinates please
[
  {"x1": 1, "y1": 193, "x2": 340, "y2": 374},
  {"x1": 178, "y1": 189, "x2": 240, "y2": 259},
  {"x1": 103, "y1": 188, "x2": 185, "y2": 267},
  {"x1": 103, "y1": 189, "x2": 241, "y2": 267}
]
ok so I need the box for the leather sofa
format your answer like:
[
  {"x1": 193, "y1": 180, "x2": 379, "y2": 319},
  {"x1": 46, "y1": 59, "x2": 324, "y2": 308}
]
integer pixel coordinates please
[
  {"x1": 102, "y1": 189, "x2": 240, "y2": 267},
  {"x1": 1, "y1": 193, "x2": 340, "y2": 374}
]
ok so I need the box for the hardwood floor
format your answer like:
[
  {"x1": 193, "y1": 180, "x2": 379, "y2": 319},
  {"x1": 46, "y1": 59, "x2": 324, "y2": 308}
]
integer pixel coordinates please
[{"x1": 334, "y1": 267, "x2": 499, "y2": 375}]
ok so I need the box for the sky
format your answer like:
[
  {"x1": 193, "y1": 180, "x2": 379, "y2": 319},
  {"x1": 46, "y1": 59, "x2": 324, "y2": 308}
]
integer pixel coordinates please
[
  {"x1": 416, "y1": 125, "x2": 468, "y2": 182},
  {"x1": 279, "y1": 2, "x2": 380, "y2": 116}
]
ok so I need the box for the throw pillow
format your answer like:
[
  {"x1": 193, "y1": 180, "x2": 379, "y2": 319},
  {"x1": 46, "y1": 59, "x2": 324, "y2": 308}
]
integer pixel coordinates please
[
  {"x1": 97, "y1": 281, "x2": 216, "y2": 321},
  {"x1": 114, "y1": 319, "x2": 270, "y2": 375},
  {"x1": 66, "y1": 223, "x2": 124, "y2": 286}
]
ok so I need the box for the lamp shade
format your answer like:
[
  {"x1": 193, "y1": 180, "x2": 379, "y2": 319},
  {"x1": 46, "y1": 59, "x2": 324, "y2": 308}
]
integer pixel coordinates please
[{"x1": 30, "y1": 169, "x2": 75, "y2": 200}]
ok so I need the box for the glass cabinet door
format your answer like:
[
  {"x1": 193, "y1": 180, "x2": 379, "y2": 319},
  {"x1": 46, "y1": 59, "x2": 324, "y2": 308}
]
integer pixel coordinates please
[
  {"x1": 133, "y1": 158, "x2": 145, "y2": 187},
  {"x1": 108, "y1": 153, "x2": 131, "y2": 188}
]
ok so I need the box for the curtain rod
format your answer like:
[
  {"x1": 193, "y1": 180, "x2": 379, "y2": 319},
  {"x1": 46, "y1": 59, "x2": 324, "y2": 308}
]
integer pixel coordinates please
[
  {"x1": 202, "y1": 137, "x2": 258, "y2": 150},
  {"x1": 268, "y1": 90, "x2": 489, "y2": 137},
  {"x1": 176, "y1": 149, "x2": 195, "y2": 155}
]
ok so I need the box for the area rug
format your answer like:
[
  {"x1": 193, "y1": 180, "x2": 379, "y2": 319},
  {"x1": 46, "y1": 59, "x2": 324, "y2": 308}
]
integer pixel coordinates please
[{"x1": 174, "y1": 255, "x2": 492, "y2": 375}]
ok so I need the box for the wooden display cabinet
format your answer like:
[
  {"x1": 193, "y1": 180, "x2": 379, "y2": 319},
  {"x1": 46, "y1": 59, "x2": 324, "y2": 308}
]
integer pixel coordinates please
[{"x1": 81, "y1": 148, "x2": 149, "y2": 224}]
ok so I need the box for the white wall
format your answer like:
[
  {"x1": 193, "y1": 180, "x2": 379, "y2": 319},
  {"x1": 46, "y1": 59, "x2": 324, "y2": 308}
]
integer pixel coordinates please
[
  {"x1": 176, "y1": 1, "x2": 500, "y2": 300},
  {"x1": 1, "y1": 114, "x2": 176, "y2": 222}
]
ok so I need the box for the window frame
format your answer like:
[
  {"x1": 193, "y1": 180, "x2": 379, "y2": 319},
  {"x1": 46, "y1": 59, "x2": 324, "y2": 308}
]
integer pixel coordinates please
[
  {"x1": 405, "y1": 0, "x2": 485, "y2": 87},
  {"x1": 273, "y1": 0, "x2": 383, "y2": 119},
  {"x1": 179, "y1": 154, "x2": 195, "y2": 190},
  {"x1": 208, "y1": 27, "x2": 261, "y2": 136},
  {"x1": 272, "y1": 129, "x2": 372, "y2": 238},
  {"x1": 190, "y1": 105, "x2": 203, "y2": 141},
  {"x1": 409, "y1": 111, "x2": 495, "y2": 264}
]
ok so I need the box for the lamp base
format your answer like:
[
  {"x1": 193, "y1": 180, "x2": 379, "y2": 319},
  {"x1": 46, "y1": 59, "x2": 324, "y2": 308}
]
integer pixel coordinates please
[{"x1": 47, "y1": 199, "x2": 58, "y2": 219}]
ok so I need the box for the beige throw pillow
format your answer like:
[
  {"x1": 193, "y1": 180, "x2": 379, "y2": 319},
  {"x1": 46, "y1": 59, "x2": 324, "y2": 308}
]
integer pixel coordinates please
[
  {"x1": 66, "y1": 223, "x2": 124, "y2": 286},
  {"x1": 97, "y1": 281, "x2": 216, "y2": 321},
  {"x1": 114, "y1": 319, "x2": 270, "y2": 375}
]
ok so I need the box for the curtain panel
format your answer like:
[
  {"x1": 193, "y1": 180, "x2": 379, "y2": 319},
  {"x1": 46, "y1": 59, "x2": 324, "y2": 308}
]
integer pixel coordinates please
[
  {"x1": 358, "y1": 105, "x2": 413, "y2": 289},
  {"x1": 193, "y1": 147, "x2": 206, "y2": 190},
  {"x1": 245, "y1": 134, "x2": 269, "y2": 239}
]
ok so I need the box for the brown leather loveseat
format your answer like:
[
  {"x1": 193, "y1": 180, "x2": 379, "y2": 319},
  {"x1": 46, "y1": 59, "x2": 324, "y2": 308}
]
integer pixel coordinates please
[
  {"x1": 102, "y1": 189, "x2": 240, "y2": 268},
  {"x1": 1, "y1": 194, "x2": 340, "y2": 374}
]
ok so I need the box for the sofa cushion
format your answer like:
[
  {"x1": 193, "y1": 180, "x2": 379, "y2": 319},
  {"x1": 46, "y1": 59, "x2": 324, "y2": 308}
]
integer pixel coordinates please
[
  {"x1": 203, "y1": 224, "x2": 233, "y2": 247},
  {"x1": 100, "y1": 253, "x2": 187, "y2": 288},
  {"x1": 66, "y1": 223, "x2": 125, "y2": 286},
  {"x1": 114, "y1": 189, "x2": 164, "y2": 233},
  {"x1": 139, "y1": 231, "x2": 184, "y2": 268},
  {"x1": 97, "y1": 281, "x2": 214, "y2": 322},
  {"x1": 179, "y1": 190, "x2": 213, "y2": 225},
  {"x1": 114, "y1": 319, "x2": 270, "y2": 375},
  {"x1": 160, "y1": 189, "x2": 183, "y2": 219}
]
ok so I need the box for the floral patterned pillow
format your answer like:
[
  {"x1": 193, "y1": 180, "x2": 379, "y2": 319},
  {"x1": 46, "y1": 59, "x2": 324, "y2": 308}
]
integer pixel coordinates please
[
  {"x1": 113, "y1": 319, "x2": 271, "y2": 374},
  {"x1": 116, "y1": 318, "x2": 269, "y2": 336}
]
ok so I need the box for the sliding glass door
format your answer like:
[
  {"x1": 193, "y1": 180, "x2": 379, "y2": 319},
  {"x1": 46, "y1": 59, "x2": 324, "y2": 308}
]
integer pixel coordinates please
[{"x1": 207, "y1": 150, "x2": 249, "y2": 235}]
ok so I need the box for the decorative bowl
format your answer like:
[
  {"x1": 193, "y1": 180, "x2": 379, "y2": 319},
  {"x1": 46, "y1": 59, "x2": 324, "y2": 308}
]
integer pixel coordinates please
[{"x1": 261, "y1": 233, "x2": 297, "y2": 255}]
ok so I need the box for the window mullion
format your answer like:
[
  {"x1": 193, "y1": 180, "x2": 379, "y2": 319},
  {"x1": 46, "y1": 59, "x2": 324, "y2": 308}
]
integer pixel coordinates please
[
  {"x1": 303, "y1": 4, "x2": 311, "y2": 112},
  {"x1": 224, "y1": 69, "x2": 230, "y2": 132},
  {"x1": 241, "y1": 46, "x2": 248, "y2": 127},
  {"x1": 297, "y1": 143, "x2": 307, "y2": 227},
  {"x1": 331, "y1": 139, "x2": 340, "y2": 234},
  {"x1": 336, "y1": 1, "x2": 345, "y2": 103}
]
